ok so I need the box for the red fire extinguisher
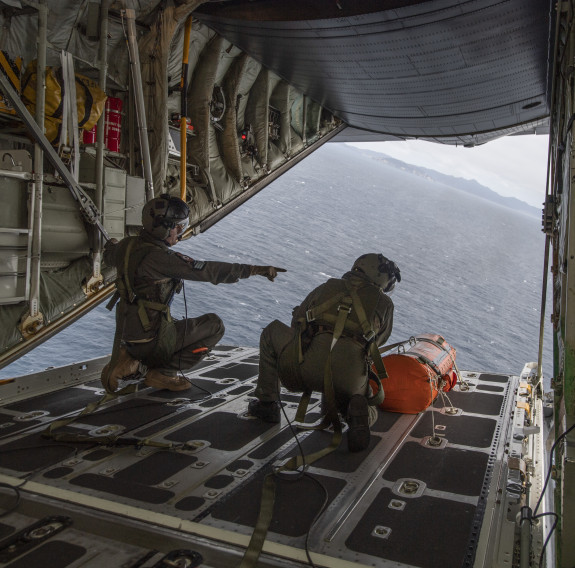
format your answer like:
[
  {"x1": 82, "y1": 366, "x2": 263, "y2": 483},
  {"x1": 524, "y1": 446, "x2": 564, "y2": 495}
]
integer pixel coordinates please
[{"x1": 82, "y1": 97, "x2": 123, "y2": 153}]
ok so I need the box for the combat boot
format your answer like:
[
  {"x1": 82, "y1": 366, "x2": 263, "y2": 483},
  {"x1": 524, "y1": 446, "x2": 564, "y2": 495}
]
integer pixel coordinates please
[
  {"x1": 248, "y1": 399, "x2": 281, "y2": 423},
  {"x1": 346, "y1": 394, "x2": 370, "y2": 452},
  {"x1": 101, "y1": 347, "x2": 140, "y2": 393},
  {"x1": 144, "y1": 369, "x2": 191, "y2": 391}
]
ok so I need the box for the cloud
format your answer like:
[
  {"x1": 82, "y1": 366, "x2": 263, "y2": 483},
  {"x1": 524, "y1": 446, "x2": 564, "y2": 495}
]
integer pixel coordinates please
[{"x1": 347, "y1": 135, "x2": 549, "y2": 208}]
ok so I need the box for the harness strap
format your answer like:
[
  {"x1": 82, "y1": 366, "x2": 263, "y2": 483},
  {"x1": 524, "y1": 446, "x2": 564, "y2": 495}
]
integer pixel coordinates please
[
  {"x1": 136, "y1": 298, "x2": 172, "y2": 332},
  {"x1": 346, "y1": 284, "x2": 386, "y2": 405},
  {"x1": 100, "y1": 293, "x2": 133, "y2": 395},
  {"x1": 294, "y1": 390, "x2": 312, "y2": 423},
  {"x1": 239, "y1": 299, "x2": 350, "y2": 568}
]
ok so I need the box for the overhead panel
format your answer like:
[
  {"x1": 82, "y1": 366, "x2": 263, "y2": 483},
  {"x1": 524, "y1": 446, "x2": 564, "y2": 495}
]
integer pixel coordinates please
[{"x1": 195, "y1": 0, "x2": 551, "y2": 144}]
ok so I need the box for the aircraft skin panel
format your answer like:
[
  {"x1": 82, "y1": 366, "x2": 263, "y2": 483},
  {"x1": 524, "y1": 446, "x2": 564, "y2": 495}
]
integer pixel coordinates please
[{"x1": 195, "y1": 0, "x2": 551, "y2": 141}]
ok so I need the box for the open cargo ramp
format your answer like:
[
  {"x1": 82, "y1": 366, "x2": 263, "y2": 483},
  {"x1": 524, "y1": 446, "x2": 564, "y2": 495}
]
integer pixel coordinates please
[{"x1": 0, "y1": 346, "x2": 543, "y2": 567}]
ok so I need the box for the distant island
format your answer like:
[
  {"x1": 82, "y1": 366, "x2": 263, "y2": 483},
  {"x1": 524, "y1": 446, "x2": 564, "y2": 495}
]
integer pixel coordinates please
[{"x1": 350, "y1": 147, "x2": 540, "y2": 219}]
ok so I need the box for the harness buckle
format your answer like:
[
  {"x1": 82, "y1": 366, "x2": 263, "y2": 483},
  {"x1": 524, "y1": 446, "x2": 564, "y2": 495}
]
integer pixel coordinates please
[
  {"x1": 337, "y1": 304, "x2": 352, "y2": 313},
  {"x1": 363, "y1": 330, "x2": 376, "y2": 343},
  {"x1": 306, "y1": 309, "x2": 315, "y2": 322}
]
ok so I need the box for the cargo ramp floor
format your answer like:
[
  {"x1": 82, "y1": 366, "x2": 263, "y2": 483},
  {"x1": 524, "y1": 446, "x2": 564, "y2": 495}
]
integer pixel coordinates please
[{"x1": 0, "y1": 346, "x2": 537, "y2": 568}]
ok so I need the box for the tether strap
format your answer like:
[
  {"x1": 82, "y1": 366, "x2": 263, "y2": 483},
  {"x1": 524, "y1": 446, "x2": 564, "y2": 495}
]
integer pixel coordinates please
[
  {"x1": 42, "y1": 386, "x2": 178, "y2": 450},
  {"x1": 42, "y1": 385, "x2": 137, "y2": 442},
  {"x1": 238, "y1": 299, "x2": 349, "y2": 568},
  {"x1": 346, "y1": 285, "x2": 386, "y2": 406}
]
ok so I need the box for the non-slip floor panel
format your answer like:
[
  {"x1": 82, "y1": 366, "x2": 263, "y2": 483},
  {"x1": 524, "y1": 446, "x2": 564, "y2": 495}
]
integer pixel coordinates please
[
  {"x1": 0, "y1": 412, "x2": 41, "y2": 436},
  {"x1": 410, "y1": 413, "x2": 497, "y2": 448},
  {"x1": 383, "y1": 442, "x2": 489, "y2": 496},
  {"x1": 209, "y1": 471, "x2": 346, "y2": 537},
  {"x1": 476, "y1": 384, "x2": 505, "y2": 392},
  {"x1": 285, "y1": 430, "x2": 382, "y2": 473},
  {"x1": 478, "y1": 373, "x2": 511, "y2": 383},
  {"x1": 0, "y1": 433, "x2": 95, "y2": 472},
  {"x1": 0, "y1": 349, "x2": 517, "y2": 568},
  {"x1": 71, "y1": 398, "x2": 177, "y2": 429},
  {"x1": 199, "y1": 363, "x2": 258, "y2": 381},
  {"x1": 6, "y1": 541, "x2": 87, "y2": 568},
  {"x1": 146, "y1": 383, "x2": 219, "y2": 400},
  {"x1": 133, "y1": 408, "x2": 201, "y2": 438},
  {"x1": 70, "y1": 473, "x2": 174, "y2": 504},
  {"x1": 0, "y1": 522, "x2": 14, "y2": 539},
  {"x1": 345, "y1": 487, "x2": 476, "y2": 567},
  {"x1": 248, "y1": 428, "x2": 296, "y2": 460},
  {"x1": 5, "y1": 388, "x2": 101, "y2": 415},
  {"x1": 164, "y1": 412, "x2": 276, "y2": 451},
  {"x1": 441, "y1": 390, "x2": 504, "y2": 416},
  {"x1": 371, "y1": 410, "x2": 403, "y2": 433},
  {"x1": 114, "y1": 451, "x2": 198, "y2": 485}
]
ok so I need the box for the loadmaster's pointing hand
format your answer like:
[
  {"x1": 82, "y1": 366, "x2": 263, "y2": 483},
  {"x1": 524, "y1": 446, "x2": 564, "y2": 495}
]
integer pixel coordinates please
[{"x1": 250, "y1": 265, "x2": 287, "y2": 282}]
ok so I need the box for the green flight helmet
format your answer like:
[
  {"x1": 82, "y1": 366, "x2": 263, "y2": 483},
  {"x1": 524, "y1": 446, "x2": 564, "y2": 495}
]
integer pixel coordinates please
[
  {"x1": 141, "y1": 193, "x2": 190, "y2": 242},
  {"x1": 352, "y1": 253, "x2": 401, "y2": 292}
]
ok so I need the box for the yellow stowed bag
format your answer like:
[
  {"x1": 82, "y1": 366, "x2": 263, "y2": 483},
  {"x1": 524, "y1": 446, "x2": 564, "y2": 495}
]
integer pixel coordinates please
[
  {"x1": 0, "y1": 50, "x2": 22, "y2": 116},
  {"x1": 21, "y1": 61, "x2": 107, "y2": 144}
]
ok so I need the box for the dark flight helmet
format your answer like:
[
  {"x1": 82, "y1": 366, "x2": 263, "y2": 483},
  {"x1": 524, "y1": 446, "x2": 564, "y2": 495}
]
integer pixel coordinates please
[
  {"x1": 352, "y1": 253, "x2": 401, "y2": 292},
  {"x1": 142, "y1": 193, "x2": 190, "y2": 241}
]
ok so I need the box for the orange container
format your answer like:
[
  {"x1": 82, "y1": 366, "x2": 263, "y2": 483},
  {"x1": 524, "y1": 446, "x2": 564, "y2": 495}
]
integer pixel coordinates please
[{"x1": 371, "y1": 334, "x2": 457, "y2": 414}]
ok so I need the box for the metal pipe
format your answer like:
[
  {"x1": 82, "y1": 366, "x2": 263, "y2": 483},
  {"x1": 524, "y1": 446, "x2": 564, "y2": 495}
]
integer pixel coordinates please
[
  {"x1": 124, "y1": 8, "x2": 154, "y2": 201},
  {"x1": 28, "y1": 0, "x2": 48, "y2": 321},
  {"x1": 180, "y1": 15, "x2": 193, "y2": 201},
  {"x1": 519, "y1": 506, "x2": 532, "y2": 568},
  {"x1": 0, "y1": 169, "x2": 33, "y2": 180},
  {"x1": 93, "y1": 0, "x2": 110, "y2": 282}
]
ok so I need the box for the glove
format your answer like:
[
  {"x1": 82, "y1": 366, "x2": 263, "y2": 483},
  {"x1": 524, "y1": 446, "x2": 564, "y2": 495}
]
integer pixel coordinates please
[{"x1": 250, "y1": 265, "x2": 287, "y2": 282}]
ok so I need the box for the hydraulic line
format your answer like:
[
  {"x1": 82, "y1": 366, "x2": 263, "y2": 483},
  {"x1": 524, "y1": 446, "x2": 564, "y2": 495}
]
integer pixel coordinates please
[{"x1": 180, "y1": 15, "x2": 192, "y2": 201}]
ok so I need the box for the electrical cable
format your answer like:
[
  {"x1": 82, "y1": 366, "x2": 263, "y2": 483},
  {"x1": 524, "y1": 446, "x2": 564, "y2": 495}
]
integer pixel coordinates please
[
  {"x1": 174, "y1": 283, "x2": 212, "y2": 400},
  {"x1": 533, "y1": 511, "x2": 558, "y2": 568},
  {"x1": 274, "y1": 372, "x2": 331, "y2": 568},
  {"x1": 533, "y1": 422, "x2": 575, "y2": 516},
  {"x1": 0, "y1": 481, "x2": 24, "y2": 518},
  {"x1": 530, "y1": 422, "x2": 575, "y2": 567}
]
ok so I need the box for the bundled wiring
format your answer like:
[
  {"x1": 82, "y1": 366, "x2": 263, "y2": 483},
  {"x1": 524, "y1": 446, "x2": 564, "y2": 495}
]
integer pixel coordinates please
[{"x1": 532, "y1": 422, "x2": 575, "y2": 567}]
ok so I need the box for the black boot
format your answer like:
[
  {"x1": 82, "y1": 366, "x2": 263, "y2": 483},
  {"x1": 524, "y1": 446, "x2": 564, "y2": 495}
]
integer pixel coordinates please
[
  {"x1": 248, "y1": 399, "x2": 281, "y2": 423},
  {"x1": 347, "y1": 394, "x2": 370, "y2": 452}
]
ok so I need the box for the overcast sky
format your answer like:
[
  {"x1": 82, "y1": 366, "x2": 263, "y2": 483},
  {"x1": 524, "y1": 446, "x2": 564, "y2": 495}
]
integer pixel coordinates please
[{"x1": 348, "y1": 135, "x2": 549, "y2": 209}]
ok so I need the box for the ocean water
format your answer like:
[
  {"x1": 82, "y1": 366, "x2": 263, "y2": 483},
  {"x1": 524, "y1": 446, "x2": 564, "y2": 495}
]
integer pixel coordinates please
[{"x1": 0, "y1": 143, "x2": 553, "y2": 383}]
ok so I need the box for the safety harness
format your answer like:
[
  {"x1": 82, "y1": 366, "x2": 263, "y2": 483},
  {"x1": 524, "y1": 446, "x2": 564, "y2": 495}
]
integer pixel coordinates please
[
  {"x1": 238, "y1": 279, "x2": 389, "y2": 568},
  {"x1": 43, "y1": 238, "x2": 180, "y2": 444},
  {"x1": 104, "y1": 237, "x2": 181, "y2": 382},
  {"x1": 291, "y1": 279, "x2": 387, "y2": 424}
]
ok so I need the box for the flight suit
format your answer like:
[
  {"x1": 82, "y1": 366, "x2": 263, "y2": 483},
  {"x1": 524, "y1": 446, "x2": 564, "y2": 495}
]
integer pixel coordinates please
[
  {"x1": 104, "y1": 231, "x2": 253, "y2": 375},
  {"x1": 254, "y1": 271, "x2": 394, "y2": 425}
]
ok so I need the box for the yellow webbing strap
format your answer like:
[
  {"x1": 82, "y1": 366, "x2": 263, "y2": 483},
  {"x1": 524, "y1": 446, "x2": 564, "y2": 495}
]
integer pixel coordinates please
[
  {"x1": 42, "y1": 385, "x2": 177, "y2": 449},
  {"x1": 238, "y1": 474, "x2": 277, "y2": 568},
  {"x1": 346, "y1": 286, "x2": 386, "y2": 406},
  {"x1": 294, "y1": 391, "x2": 312, "y2": 423},
  {"x1": 42, "y1": 387, "x2": 132, "y2": 441},
  {"x1": 238, "y1": 305, "x2": 349, "y2": 568}
]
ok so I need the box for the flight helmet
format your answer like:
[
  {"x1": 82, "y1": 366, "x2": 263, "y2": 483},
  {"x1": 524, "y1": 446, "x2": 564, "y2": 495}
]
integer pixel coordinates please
[
  {"x1": 142, "y1": 193, "x2": 190, "y2": 242},
  {"x1": 352, "y1": 253, "x2": 401, "y2": 292}
]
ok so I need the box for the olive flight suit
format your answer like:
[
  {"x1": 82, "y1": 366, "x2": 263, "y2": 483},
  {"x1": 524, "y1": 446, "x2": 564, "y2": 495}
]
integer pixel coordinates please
[
  {"x1": 255, "y1": 271, "x2": 394, "y2": 425},
  {"x1": 104, "y1": 231, "x2": 253, "y2": 375}
]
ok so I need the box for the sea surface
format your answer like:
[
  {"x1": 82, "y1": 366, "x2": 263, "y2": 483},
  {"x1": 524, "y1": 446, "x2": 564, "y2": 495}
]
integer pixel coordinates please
[{"x1": 0, "y1": 143, "x2": 553, "y2": 384}]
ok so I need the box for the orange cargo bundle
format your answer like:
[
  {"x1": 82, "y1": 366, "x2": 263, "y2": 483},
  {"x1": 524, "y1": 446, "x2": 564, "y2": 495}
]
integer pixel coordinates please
[{"x1": 371, "y1": 334, "x2": 457, "y2": 414}]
